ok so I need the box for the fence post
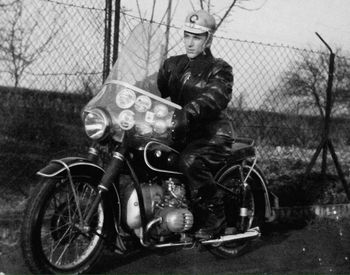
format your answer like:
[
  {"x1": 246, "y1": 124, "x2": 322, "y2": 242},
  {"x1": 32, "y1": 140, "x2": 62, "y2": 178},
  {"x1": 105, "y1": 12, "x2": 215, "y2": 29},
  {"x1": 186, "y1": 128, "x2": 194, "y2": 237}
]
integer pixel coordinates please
[
  {"x1": 103, "y1": 0, "x2": 112, "y2": 82},
  {"x1": 163, "y1": 0, "x2": 172, "y2": 61},
  {"x1": 321, "y1": 33, "x2": 335, "y2": 178},
  {"x1": 303, "y1": 33, "x2": 350, "y2": 201},
  {"x1": 112, "y1": 0, "x2": 121, "y2": 65}
]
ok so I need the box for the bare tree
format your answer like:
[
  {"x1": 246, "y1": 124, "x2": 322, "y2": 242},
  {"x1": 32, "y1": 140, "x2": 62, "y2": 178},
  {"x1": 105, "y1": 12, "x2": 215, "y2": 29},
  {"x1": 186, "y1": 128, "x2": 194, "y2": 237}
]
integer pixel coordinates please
[
  {"x1": 264, "y1": 49, "x2": 350, "y2": 116},
  {"x1": 129, "y1": 0, "x2": 265, "y2": 41},
  {"x1": 191, "y1": 0, "x2": 268, "y2": 32},
  {"x1": 116, "y1": 0, "x2": 265, "y2": 89},
  {"x1": 0, "y1": 0, "x2": 59, "y2": 87}
]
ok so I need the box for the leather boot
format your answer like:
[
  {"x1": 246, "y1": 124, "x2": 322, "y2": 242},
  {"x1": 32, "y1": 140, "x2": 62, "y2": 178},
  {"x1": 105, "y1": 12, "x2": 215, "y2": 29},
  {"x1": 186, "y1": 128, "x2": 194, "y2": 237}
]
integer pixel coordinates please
[{"x1": 195, "y1": 190, "x2": 226, "y2": 240}]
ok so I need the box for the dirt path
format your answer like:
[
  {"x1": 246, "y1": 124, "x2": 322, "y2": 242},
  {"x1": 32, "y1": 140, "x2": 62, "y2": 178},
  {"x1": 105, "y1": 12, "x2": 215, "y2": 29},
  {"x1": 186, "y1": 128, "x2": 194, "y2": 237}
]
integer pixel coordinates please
[{"x1": 1, "y1": 220, "x2": 349, "y2": 274}]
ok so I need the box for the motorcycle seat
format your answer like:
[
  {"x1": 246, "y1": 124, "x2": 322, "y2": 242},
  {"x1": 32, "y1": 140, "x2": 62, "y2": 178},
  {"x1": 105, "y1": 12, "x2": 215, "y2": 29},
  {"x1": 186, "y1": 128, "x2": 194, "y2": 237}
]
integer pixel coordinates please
[{"x1": 228, "y1": 139, "x2": 256, "y2": 162}]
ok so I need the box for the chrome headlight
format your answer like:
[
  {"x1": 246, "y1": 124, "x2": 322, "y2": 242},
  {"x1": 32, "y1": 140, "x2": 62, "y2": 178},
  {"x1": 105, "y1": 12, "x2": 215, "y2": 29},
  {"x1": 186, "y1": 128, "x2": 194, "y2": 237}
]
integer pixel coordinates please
[{"x1": 84, "y1": 108, "x2": 109, "y2": 140}]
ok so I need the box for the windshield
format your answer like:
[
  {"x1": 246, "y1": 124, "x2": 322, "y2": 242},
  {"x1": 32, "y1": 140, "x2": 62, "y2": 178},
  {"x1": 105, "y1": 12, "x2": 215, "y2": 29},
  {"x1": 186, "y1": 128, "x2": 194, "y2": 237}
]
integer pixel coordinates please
[{"x1": 83, "y1": 22, "x2": 181, "y2": 145}]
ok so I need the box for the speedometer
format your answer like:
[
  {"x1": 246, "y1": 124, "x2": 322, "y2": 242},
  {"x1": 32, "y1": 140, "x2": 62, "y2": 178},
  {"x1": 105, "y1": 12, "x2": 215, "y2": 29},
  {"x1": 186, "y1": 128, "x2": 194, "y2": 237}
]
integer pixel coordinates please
[{"x1": 115, "y1": 88, "x2": 136, "y2": 109}]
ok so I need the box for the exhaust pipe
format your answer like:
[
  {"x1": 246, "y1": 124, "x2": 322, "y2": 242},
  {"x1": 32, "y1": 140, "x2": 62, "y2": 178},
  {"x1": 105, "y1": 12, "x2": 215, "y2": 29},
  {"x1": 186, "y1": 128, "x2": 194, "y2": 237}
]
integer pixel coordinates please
[
  {"x1": 141, "y1": 226, "x2": 260, "y2": 248},
  {"x1": 140, "y1": 217, "x2": 163, "y2": 247},
  {"x1": 200, "y1": 227, "x2": 260, "y2": 244}
]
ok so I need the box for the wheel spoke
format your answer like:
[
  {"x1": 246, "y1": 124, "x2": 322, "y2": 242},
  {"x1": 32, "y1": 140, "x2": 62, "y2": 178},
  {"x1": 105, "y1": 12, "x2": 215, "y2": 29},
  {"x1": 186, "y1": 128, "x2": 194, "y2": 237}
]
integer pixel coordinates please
[
  {"x1": 52, "y1": 224, "x2": 74, "y2": 252},
  {"x1": 41, "y1": 222, "x2": 70, "y2": 238},
  {"x1": 54, "y1": 227, "x2": 80, "y2": 266},
  {"x1": 80, "y1": 184, "x2": 96, "y2": 218}
]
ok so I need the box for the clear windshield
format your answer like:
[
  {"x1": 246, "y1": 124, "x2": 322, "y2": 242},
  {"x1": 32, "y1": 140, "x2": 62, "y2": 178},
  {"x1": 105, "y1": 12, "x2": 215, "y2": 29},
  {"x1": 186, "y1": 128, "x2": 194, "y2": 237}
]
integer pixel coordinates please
[{"x1": 83, "y1": 22, "x2": 181, "y2": 145}]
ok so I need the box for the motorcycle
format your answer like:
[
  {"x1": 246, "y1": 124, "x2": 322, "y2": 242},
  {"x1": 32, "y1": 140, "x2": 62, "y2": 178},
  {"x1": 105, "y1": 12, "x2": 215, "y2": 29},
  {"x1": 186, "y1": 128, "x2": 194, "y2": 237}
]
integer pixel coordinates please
[{"x1": 21, "y1": 22, "x2": 277, "y2": 274}]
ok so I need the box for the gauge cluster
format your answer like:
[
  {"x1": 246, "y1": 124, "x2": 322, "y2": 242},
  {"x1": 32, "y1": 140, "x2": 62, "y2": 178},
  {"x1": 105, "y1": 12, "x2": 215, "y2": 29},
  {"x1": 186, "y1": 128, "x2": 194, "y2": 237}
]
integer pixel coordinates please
[{"x1": 83, "y1": 81, "x2": 181, "y2": 143}]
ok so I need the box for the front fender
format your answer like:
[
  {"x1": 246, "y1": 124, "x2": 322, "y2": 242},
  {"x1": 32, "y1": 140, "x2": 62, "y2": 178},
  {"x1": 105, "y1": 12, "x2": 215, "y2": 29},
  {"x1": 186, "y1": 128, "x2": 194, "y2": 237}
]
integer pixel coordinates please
[
  {"x1": 37, "y1": 157, "x2": 124, "y2": 242},
  {"x1": 37, "y1": 157, "x2": 105, "y2": 182}
]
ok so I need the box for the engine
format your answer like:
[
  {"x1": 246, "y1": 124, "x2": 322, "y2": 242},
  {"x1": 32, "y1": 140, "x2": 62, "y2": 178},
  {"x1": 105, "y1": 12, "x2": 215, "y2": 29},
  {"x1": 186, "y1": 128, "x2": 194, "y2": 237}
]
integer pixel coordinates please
[
  {"x1": 124, "y1": 177, "x2": 194, "y2": 236},
  {"x1": 155, "y1": 178, "x2": 194, "y2": 234}
]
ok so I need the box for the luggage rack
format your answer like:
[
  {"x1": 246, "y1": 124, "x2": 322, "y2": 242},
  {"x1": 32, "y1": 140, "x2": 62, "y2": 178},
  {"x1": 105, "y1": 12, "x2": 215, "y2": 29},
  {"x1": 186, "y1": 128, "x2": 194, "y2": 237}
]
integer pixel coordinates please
[{"x1": 230, "y1": 137, "x2": 256, "y2": 162}]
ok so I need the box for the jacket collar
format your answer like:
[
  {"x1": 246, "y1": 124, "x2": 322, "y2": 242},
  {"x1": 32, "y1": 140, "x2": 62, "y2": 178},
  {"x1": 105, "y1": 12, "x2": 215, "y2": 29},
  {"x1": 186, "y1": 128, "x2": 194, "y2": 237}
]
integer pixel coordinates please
[{"x1": 188, "y1": 49, "x2": 214, "y2": 76}]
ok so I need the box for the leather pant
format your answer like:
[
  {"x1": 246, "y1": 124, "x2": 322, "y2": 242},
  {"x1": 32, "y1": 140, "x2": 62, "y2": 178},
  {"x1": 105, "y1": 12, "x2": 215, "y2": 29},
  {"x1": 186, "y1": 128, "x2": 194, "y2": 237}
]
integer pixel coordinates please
[{"x1": 178, "y1": 135, "x2": 233, "y2": 200}]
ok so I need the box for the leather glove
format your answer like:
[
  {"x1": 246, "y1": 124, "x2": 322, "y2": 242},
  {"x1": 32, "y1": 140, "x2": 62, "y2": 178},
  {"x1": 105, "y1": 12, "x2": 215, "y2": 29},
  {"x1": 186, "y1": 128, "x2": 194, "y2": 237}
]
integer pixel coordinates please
[{"x1": 171, "y1": 109, "x2": 189, "y2": 142}]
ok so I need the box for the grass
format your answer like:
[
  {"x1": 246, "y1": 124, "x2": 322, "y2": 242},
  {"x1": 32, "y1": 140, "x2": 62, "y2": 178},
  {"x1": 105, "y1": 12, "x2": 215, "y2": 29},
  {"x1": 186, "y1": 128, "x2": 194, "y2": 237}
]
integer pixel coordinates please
[{"x1": 257, "y1": 145, "x2": 350, "y2": 206}]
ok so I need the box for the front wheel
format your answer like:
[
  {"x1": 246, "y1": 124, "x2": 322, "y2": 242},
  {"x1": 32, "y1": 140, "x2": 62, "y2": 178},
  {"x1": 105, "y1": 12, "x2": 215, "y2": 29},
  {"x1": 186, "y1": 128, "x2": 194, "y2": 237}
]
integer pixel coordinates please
[
  {"x1": 21, "y1": 176, "x2": 105, "y2": 274},
  {"x1": 208, "y1": 164, "x2": 267, "y2": 258}
]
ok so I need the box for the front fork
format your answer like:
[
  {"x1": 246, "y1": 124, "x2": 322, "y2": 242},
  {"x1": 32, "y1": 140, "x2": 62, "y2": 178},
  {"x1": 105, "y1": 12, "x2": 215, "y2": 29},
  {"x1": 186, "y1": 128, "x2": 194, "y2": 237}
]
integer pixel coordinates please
[{"x1": 84, "y1": 145, "x2": 127, "y2": 225}]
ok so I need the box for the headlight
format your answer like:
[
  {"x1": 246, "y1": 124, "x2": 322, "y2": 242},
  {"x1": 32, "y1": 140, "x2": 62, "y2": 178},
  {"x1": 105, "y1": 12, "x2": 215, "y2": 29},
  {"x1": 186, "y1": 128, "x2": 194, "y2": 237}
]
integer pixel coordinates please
[{"x1": 84, "y1": 108, "x2": 109, "y2": 140}]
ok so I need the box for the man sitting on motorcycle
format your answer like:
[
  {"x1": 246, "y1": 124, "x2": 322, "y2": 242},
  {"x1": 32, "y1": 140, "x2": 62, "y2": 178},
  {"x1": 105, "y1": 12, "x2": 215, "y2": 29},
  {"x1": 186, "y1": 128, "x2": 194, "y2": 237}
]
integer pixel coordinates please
[{"x1": 157, "y1": 10, "x2": 234, "y2": 239}]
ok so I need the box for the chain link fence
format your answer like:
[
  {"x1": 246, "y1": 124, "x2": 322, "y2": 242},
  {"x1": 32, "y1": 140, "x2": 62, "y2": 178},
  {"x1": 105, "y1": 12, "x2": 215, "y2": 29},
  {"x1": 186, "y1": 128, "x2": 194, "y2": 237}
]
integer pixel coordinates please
[
  {"x1": 1, "y1": 0, "x2": 350, "y2": 207},
  {"x1": 0, "y1": 0, "x2": 105, "y2": 91}
]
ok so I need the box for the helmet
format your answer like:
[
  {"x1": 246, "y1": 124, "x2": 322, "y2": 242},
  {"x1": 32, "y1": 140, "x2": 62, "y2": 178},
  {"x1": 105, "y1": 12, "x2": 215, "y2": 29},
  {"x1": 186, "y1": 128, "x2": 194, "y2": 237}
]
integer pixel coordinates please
[{"x1": 184, "y1": 10, "x2": 216, "y2": 35}]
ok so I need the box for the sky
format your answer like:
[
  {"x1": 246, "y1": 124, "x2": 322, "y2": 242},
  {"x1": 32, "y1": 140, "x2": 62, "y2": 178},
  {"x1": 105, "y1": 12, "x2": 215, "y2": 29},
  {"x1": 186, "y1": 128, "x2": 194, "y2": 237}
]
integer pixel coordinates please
[{"x1": 121, "y1": 0, "x2": 350, "y2": 54}]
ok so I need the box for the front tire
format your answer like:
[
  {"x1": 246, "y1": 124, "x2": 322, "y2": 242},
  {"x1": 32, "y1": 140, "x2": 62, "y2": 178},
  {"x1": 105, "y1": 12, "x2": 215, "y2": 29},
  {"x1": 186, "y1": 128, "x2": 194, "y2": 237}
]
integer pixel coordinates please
[
  {"x1": 208, "y1": 164, "x2": 267, "y2": 258},
  {"x1": 21, "y1": 176, "x2": 105, "y2": 274}
]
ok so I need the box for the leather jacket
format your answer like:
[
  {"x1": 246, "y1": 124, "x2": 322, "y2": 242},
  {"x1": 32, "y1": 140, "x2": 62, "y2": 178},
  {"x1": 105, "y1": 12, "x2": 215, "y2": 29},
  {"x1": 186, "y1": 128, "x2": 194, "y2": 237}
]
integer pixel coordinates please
[{"x1": 157, "y1": 49, "x2": 234, "y2": 141}]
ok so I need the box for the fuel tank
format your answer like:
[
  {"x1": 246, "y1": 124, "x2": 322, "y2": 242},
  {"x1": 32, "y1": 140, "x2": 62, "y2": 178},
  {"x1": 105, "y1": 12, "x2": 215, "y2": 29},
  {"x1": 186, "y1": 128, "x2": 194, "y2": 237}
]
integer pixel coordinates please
[{"x1": 130, "y1": 141, "x2": 181, "y2": 176}]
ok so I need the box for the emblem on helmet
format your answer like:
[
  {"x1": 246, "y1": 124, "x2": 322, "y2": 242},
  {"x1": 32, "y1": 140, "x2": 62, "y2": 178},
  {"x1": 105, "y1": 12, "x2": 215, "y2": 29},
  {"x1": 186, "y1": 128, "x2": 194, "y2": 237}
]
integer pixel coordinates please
[{"x1": 190, "y1": 14, "x2": 198, "y2": 23}]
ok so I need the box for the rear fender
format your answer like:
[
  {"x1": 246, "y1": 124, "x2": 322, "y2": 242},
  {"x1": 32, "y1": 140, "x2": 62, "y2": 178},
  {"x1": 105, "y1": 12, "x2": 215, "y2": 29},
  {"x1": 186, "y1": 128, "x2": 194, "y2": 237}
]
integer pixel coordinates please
[
  {"x1": 215, "y1": 161, "x2": 277, "y2": 222},
  {"x1": 243, "y1": 162, "x2": 277, "y2": 222},
  {"x1": 37, "y1": 157, "x2": 104, "y2": 183}
]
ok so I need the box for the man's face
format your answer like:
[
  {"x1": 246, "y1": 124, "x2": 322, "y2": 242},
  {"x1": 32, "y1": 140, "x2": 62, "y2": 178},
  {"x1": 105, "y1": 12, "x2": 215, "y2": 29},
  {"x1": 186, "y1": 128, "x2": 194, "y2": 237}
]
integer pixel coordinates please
[{"x1": 183, "y1": 31, "x2": 208, "y2": 59}]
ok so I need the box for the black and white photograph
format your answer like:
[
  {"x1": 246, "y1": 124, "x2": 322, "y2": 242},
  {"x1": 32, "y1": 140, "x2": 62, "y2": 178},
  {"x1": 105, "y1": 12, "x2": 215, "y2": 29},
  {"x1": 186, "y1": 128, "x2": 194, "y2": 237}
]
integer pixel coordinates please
[{"x1": 0, "y1": 0, "x2": 350, "y2": 274}]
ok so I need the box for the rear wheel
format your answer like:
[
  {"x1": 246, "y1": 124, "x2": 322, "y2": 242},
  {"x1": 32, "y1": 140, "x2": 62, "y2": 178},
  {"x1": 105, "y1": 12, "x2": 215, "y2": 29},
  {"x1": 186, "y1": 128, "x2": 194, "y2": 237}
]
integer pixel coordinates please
[
  {"x1": 21, "y1": 176, "x2": 105, "y2": 274},
  {"x1": 208, "y1": 164, "x2": 266, "y2": 258}
]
